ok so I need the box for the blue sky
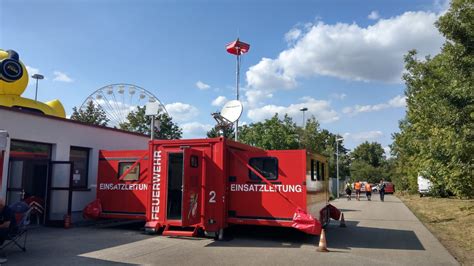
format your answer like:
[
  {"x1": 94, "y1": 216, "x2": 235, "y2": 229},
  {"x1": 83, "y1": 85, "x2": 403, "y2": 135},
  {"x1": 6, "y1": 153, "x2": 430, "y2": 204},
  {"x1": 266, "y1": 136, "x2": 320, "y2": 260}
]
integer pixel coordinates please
[{"x1": 1, "y1": 0, "x2": 448, "y2": 153}]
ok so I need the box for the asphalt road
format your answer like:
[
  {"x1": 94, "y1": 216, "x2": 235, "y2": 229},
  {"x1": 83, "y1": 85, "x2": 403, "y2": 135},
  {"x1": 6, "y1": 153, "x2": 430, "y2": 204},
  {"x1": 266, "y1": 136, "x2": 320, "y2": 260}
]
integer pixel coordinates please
[{"x1": 5, "y1": 194, "x2": 458, "y2": 265}]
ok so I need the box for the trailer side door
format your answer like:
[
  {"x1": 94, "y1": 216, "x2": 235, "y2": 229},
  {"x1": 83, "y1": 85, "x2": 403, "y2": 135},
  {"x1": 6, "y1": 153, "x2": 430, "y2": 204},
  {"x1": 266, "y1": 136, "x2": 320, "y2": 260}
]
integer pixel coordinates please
[{"x1": 181, "y1": 148, "x2": 202, "y2": 226}]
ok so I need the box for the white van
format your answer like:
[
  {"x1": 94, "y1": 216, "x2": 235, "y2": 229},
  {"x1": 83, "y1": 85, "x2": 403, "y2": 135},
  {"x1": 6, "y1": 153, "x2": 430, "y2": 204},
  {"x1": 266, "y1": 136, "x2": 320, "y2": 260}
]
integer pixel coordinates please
[{"x1": 417, "y1": 176, "x2": 432, "y2": 197}]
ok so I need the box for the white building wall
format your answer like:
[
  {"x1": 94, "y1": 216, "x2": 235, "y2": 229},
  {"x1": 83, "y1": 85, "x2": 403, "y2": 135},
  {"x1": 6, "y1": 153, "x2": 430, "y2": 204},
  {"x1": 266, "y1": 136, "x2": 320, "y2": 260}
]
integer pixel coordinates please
[
  {"x1": 0, "y1": 108, "x2": 149, "y2": 213},
  {"x1": 0, "y1": 131, "x2": 10, "y2": 199}
]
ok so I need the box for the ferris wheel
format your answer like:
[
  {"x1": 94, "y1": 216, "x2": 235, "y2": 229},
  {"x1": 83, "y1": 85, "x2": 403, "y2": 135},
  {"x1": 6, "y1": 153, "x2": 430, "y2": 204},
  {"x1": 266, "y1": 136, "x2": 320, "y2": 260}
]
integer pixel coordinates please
[{"x1": 79, "y1": 83, "x2": 168, "y2": 127}]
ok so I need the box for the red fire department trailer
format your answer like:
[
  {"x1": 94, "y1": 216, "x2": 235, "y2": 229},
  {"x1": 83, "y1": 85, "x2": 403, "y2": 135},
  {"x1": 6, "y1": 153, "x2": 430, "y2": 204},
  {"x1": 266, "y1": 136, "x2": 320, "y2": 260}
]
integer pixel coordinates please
[{"x1": 85, "y1": 137, "x2": 340, "y2": 239}]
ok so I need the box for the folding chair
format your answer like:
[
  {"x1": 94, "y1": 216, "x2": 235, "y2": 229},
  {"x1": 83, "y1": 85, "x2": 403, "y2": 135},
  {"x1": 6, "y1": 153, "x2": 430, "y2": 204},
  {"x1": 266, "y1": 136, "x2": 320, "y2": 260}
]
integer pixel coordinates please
[{"x1": 0, "y1": 201, "x2": 32, "y2": 252}]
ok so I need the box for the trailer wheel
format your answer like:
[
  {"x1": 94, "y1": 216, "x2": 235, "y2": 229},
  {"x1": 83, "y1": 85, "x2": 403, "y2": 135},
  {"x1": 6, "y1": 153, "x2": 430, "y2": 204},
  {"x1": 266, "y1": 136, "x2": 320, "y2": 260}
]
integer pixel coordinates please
[
  {"x1": 215, "y1": 228, "x2": 224, "y2": 241},
  {"x1": 145, "y1": 227, "x2": 157, "y2": 235},
  {"x1": 212, "y1": 228, "x2": 224, "y2": 241}
]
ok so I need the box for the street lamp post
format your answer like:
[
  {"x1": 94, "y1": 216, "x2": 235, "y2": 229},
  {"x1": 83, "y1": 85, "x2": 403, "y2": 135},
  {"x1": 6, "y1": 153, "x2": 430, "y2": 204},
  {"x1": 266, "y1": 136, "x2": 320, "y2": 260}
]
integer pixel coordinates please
[
  {"x1": 31, "y1": 74, "x2": 44, "y2": 101},
  {"x1": 336, "y1": 137, "x2": 344, "y2": 198},
  {"x1": 299, "y1": 107, "x2": 308, "y2": 127}
]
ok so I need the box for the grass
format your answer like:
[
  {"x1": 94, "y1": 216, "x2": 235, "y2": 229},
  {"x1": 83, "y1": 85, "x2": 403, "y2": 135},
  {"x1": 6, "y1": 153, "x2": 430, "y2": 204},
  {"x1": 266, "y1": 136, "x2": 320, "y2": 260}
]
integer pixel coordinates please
[{"x1": 398, "y1": 193, "x2": 474, "y2": 265}]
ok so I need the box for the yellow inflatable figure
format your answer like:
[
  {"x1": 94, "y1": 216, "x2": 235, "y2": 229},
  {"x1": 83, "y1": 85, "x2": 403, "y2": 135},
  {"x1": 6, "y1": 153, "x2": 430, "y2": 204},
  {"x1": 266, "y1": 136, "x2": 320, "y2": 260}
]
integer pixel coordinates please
[{"x1": 0, "y1": 49, "x2": 65, "y2": 118}]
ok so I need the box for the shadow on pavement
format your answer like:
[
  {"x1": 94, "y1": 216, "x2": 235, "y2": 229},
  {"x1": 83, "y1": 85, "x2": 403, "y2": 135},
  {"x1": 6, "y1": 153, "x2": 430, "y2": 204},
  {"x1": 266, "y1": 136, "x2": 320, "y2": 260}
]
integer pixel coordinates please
[
  {"x1": 326, "y1": 221, "x2": 425, "y2": 250},
  {"x1": 6, "y1": 221, "x2": 150, "y2": 265},
  {"x1": 206, "y1": 225, "x2": 317, "y2": 248}
]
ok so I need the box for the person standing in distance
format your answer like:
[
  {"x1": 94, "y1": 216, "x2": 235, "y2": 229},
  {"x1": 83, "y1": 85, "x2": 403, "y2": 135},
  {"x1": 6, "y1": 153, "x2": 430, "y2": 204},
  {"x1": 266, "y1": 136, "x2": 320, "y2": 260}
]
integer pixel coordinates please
[
  {"x1": 354, "y1": 180, "x2": 362, "y2": 201},
  {"x1": 365, "y1": 182, "x2": 372, "y2": 201},
  {"x1": 378, "y1": 179, "x2": 386, "y2": 202},
  {"x1": 345, "y1": 182, "x2": 352, "y2": 201}
]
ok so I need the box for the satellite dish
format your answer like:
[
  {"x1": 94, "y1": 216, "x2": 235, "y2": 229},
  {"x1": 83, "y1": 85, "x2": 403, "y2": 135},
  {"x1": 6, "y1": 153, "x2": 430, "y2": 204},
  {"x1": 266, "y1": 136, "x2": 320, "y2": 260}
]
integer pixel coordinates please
[{"x1": 221, "y1": 100, "x2": 243, "y2": 123}]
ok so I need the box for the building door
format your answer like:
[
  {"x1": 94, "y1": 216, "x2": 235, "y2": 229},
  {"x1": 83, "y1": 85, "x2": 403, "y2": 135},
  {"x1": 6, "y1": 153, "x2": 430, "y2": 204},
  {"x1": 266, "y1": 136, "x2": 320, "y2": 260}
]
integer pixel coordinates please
[
  {"x1": 7, "y1": 159, "x2": 49, "y2": 224},
  {"x1": 181, "y1": 148, "x2": 202, "y2": 226},
  {"x1": 46, "y1": 161, "x2": 73, "y2": 226},
  {"x1": 166, "y1": 153, "x2": 183, "y2": 220},
  {"x1": 6, "y1": 140, "x2": 51, "y2": 224}
]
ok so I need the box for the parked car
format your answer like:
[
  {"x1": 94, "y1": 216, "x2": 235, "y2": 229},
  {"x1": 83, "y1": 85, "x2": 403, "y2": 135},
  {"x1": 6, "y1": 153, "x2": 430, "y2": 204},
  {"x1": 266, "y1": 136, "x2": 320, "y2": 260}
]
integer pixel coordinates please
[
  {"x1": 385, "y1": 182, "x2": 395, "y2": 194},
  {"x1": 371, "y1": 182, "x2": 395, "y2": 194}
]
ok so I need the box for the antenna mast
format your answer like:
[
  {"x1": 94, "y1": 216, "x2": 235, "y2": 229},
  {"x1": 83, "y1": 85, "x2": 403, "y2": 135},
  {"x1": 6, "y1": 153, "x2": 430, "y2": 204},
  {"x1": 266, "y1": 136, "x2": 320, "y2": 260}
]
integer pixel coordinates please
[{"x1": 226, "y1": 38, "x2": 250, "y2": 141}]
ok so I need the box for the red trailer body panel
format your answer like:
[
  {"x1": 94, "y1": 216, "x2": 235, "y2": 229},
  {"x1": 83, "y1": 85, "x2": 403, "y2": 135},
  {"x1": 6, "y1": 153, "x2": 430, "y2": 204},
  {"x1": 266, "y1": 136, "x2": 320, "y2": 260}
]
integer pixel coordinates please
[
  {"x1": 227, "y1": 149, "x2": 306, "y2": 225},
  {"x1": 97, "y1": 150, "x2": 148, "y2": 220},
  {"x1": 88, "y1": 137, "x2": 336, "y2": 237}
]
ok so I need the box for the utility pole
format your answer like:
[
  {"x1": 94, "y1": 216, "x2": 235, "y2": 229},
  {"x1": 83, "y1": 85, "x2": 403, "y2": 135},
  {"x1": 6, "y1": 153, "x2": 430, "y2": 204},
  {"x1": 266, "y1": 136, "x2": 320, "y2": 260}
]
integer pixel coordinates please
[
  {"x1": 336, "y1": 137, "x2": 344, "y2": 198},
  {"x1": 226, "y1": 38, "x2": 250, "y2": 141}
]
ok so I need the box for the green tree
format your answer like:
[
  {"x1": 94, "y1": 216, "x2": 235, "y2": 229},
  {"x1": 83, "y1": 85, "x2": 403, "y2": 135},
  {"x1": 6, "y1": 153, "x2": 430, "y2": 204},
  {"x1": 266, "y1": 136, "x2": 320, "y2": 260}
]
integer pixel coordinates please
[
  {"x1": 303, "y1": 125, "x2": 351, "y2": 180},
  {"x1": 299, "y1": 117, "x2": 325, "y2": 153},
  {"x1": 351, "y1": 141, "x2": 385, "y2": 168},
  {"x1": 119, "y1": 106, "x2": 182, "y2": 139},
  {"x1": 239, "y1": 114, "x2": 299, "y2": 150},
  {"x1": 349, "y1": 161, "x2": 382, "y2": 184},
  {"x1": 70, "y1": 101, "x2": 109, "y2": 126},
  {"x1": 207, "y1": 126, "x2": 235, "y2": 139},
  {"x1": 239, "y1": 114, "x2": 351, "y2": 180},
  {"x1": 392, "y1": 0, "x2": 473, "y2": 198},
  {"x1": 391, "y1": 120, "x2": 420, "y2": 193},
  {"x1": 321, "y1": 131, "x2": 351, "y2": 180},
  {"x1": 350, "y1": 142, "x2": 387, "y2": 183}
]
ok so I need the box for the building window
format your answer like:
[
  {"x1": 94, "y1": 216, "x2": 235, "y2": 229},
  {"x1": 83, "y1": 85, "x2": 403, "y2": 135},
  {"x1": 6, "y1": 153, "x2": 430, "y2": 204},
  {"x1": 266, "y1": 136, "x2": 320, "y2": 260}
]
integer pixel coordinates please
[
  {"x1": 316, "y1": 161, "x2": 321, "y2": 181},
  {"x1": 118, "y1": 162, "x2": 140, "y2": 181},
  {"x1": 10, "y1": 140, "x2": 51, "y2": 159},
  {"x1": 321, "y1": 162, "x2": 325, "y2": 181},
  {"x1": 69, "y1": 147, "x2": 90, "y2": 189},
  {"x1": 249, "y1": 157, "x2": 278, "y2": 181},
  {"x1": 310, "y1": 159, "x2": 316, "y2": 181}
]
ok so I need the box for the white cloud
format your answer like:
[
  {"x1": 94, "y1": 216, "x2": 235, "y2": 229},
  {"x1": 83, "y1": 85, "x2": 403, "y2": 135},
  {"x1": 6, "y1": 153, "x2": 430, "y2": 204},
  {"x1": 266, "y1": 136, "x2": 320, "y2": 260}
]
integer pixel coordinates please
[
  {"x1": 53, "y1": 71, "x2": 73, "y2": 82},
  {"x1": 343, "y1": 95, "x2": 406, "y2": 116},
  {"x1": 383, "y1": 146, "x2": 392, "y2": 158},
  {"x1": 244, "y1": 88, "x2": 273, "y2": 108},
  {"x1": 247, "y1": 96, "x2": 339, "y2": 124},
  {"x1": 165, "y1": 102, "x2": 199, "y2": 122},
  {"x1": 330, "y1": 93, "x2": 347, "y2": 100},
  {"x1": 387, "y1": 95, "x2": 406, "y2": 107},
  {"x1": 246, "y1": 57, "x2": 297, "y2": 90},
  {"x1": 181, "y1": 122, "x2": 213, "y2": 139},
  {"x1": 245, "y1": 10, "x2": 444, "y2": 91},
  {"x1": 285, "y1": 28, "x2": 302, "y2": 43},
  {"x1": 212, "y1": 96, "x2": 228, "y2": 107},
  {"x1": 344, "y1": 130, "x2": 384, "y2": 141},
  {"x1": 26, "y1": 65, "x2": 40, "y2": 76},
  {"x1": 196, "y1": 81, "x2": 211, "y2": 90},
  {"x1": 368, "y1": 11, "x2": 380, "y2": 20}
]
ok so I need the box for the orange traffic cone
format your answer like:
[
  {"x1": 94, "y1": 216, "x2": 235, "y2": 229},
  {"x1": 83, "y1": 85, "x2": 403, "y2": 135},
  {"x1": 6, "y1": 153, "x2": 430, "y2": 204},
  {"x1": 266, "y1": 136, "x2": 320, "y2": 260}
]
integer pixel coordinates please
[
  {"x1": 317, "y1": 229, "x2": 329, "y2": 252},
  {"x1": 340, "y1": 213, "x2": 346, "y2": 228}
]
